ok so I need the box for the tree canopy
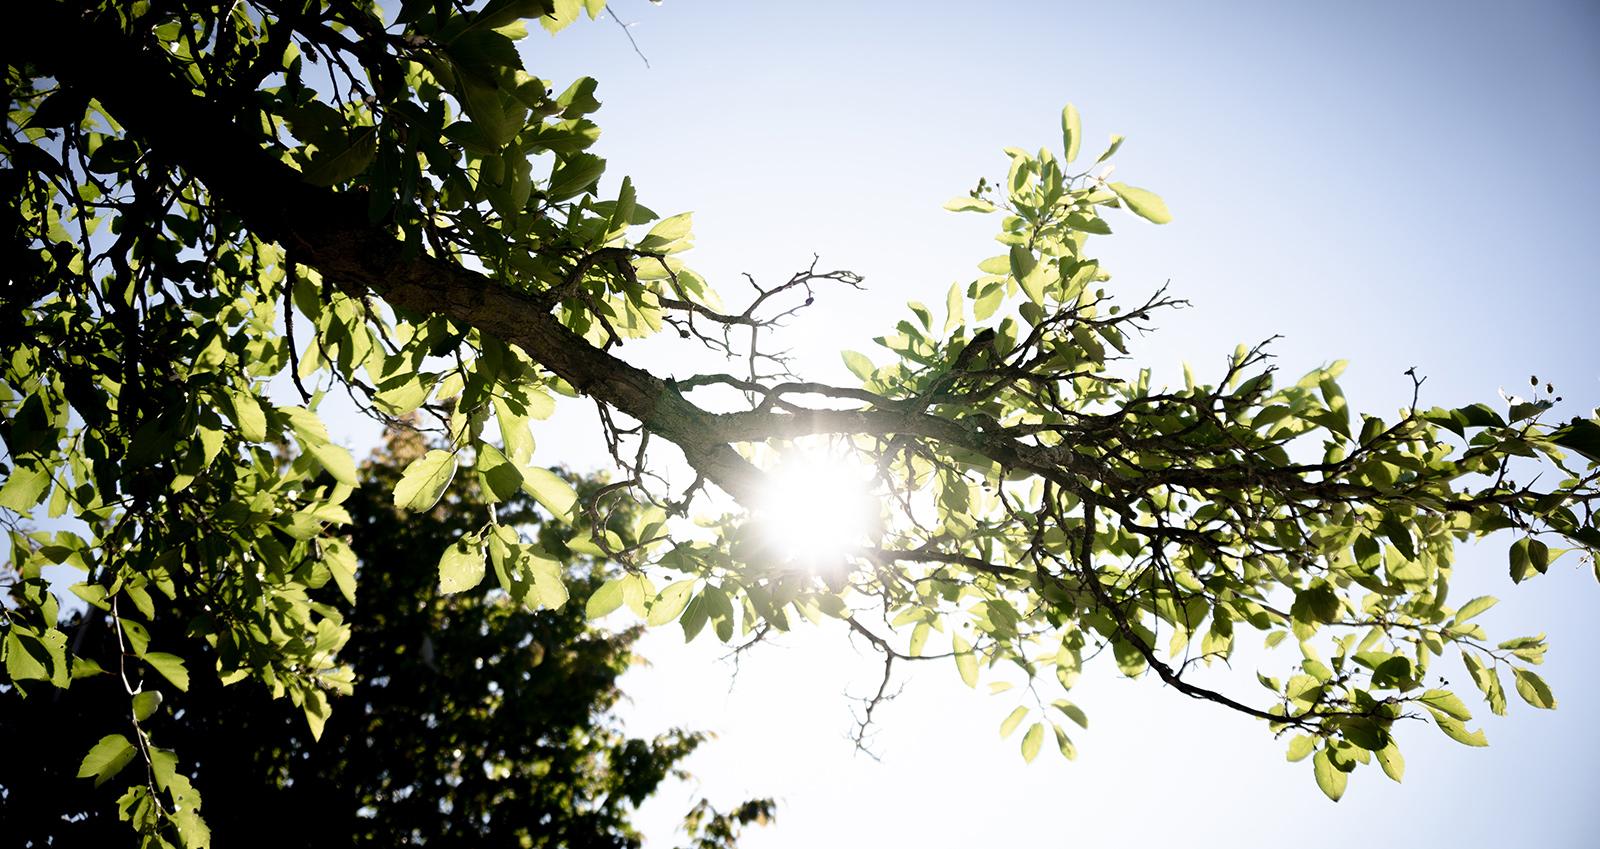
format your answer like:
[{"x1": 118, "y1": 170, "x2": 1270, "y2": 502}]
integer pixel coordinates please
[
  {"x1": 2, "y1": 2, "x2": 1598, "y2": 845},
  {"x1": 1, "y1": 425, "x2": 771, "y2": 847}
]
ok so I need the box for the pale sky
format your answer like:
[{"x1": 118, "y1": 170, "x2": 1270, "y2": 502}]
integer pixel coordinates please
[{"x1": 492, "y1": 2, "x2": 1600, "y2": 847}]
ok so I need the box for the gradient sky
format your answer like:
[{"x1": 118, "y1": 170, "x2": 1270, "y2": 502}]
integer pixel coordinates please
[{"x1": 480, "y1": 2, "x2": 1600, "y2": 847}]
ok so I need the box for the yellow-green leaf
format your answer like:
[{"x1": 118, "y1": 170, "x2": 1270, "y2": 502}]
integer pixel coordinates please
[
  {"x1": 587, "y1": 578, "x2": 626, "y2": 620},
  {"x1": 476, "y1": 443, "x2": 524, "y2": 503},
  {"x1": 525, "y1": 549, "x2": 569, "y2": 610},
  {"x1": 438, "y1": 535, "x2": 486, "y2": 594},
  {"x1": 908, "y1": 621, "x2": 930, "y2": 657},
  {"x1": 1419, "y1": 689, "x2": 1472, "y2": 720},
  {"x1": 132, "y1": 690, "x2": 162, "y2": 722},
  {"x1": 521, "y1": 466, "x2": 578, "y2": 522},
  {"x1": 1512, "y1": 667, "x2": 1556, "y2": 709},
  {"x1": 225, "y1": 388, "x2": 268, "y2": 442},
  {"x1": 1107, "y1": 182, "x2": 1172, "y2": 224},
  {"x1": 1453, "y1": 595, "x2": 1498, "y2": 624},
  {"x1": 1054, "y1": 724, "x2": 1078, "y2": 760},
  {"x1": 1313, "y1": 749, "x2": 1347, "y2": 801},
  {"x1": 1428, "y1": 708, "x2": 1488, "y2": 747},
  {"x1": 1061, "y1": 103, "x2": 1081, "y2": 162},
  {"x1": 144, "y1": 652, "x2": 189, "y2": 692},
  {"x1": 647, "y1": 580, "x2": 696, "y2": 626},
  {"x1": 394, "y1": 450, "x2": 457, "y2": 512},
  {"x1": 999, "y1": 706, "x2": 1028, "y2": 738},
  {"x1": 943, "y1": 196, "x2": 995, "y2": 213},
  {"x1": 1376, "y1": 741, "x2": 1405, "y2": 783},
  {"x1": 77, "y1": 734, "x2": 136, "y2": 787},
  {"x1": 1020, "y1": 722, "x2": 1044, "y2": 763},
  {"x1": 953, "y1": 634, "x2": 978, "y2": 688},
  {"x1": 943, "y1": 282, "x2": 963, "y2": 334},
  {"x1": 494, "y1": 396, "x2": 537, "y2": 465},
  {"x1": 842, "y1": 350, "x2": 874, "y2": 381},
  {"x1": 0, "y1": 464, "x2": 51, "y2": 511}
]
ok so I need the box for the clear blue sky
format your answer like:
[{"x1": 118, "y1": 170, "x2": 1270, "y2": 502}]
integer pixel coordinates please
[{"x1": 504, "y1": 2, "x2": 1600, "y2": 847}]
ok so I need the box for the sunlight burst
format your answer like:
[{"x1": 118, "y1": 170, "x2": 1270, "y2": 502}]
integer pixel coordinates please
[{"x1": 753, "y1": 447, "x2": 880, "y2": 573}]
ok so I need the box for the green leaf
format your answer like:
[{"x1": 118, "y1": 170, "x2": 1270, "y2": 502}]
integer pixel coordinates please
[
  {"x1": 283, "y1": 406, "x2": 358, "y2": 486},
  {"x1": 324, "y1": 538, "x2": 359, "y2": 605},
  {"x1": 999, "y1": 706, "x2": 1028, "y2": 738},
  {"x1": 144, "y1": 652, "x2": 189, "y2": 691},
  {"x1": 520, "y1": 467, "x2": 578, "y2": 522},
  {"x1": 1376, "y1": 741, "x2": 1405, "y2": 782},
  {"x1": 942, "y1": 197, "x2": 995, "y2": 213},
  {"x1": 373, "y1": 373, "x2": 430, "y2": 416},
  {"x1": 647, "y1": 580, "x2": 695, "y2": 626},
  {"x1": 1107, "y1": 182, "x2": 1172, "y2": 224},
  {"x1": 393, "y1": 450, "x2": 457, "y2": 512},
  {"x1": 1428, "y1": 709, "x2": 1488, "y2": 747},
  {"x1": 903, "y1": 621, "x2": 928, "y2": 657},
  {"x1": 303, "y1": 126, "x2": 379, "y2": 186},
  {"x1": 1529, "y1": 538, "x2": 1550, "y2": 575},
  {"x1": 554, "y1": 74, "x2": 601, "y2": 117},
  {"x1": 842, "y1": 350, "x2": 874, "y2": 381},
  {"x1": 620, "y1": 573, "x2": 654, "y2": 618},
  {"x1": 1286, "y1": 735, "x2": 1316, "y2": 762},
  {"x1": 1054, "y1": 724, "x2": 1078, "y2": 760},
  {"x1": 953, "y1": 633, "x2": 978, "y2": 688},
  {"x1": 304, "y1": 689, "x2": 331, "y2": 741},
  {"x1": 1060, "y1": 103, "x2": 1081, "y2": 162},
  {"x1": 132, "y1": 690, "x2": 163, "y2": 722},
  {"x1": 438, "y1": 535, "x2": 486, "y2": 594},
  {"x1": 0, "y1": 463, "x2": 51, "y2": 512},
  {"x1": 679, "y1": 592, "x2": 710, "y2": 641},
  {"x1": 638, "y1": 211, "x2": 693, "y2": 251},
  {"x1": 943, "y1": 282, "x2": 963, "y2": 334},
  {"x1": 1419, "y1": 689, "x2": 1472, "y2": 720},
  {"x1": 77, "y1": 734, "x2": 137, "y2": 788},
  {"x1": 1313, "y1": 749, "x2": 1348, "y2": 801},
  {"x1": 548, "y1": 151, "x2": 605, "y2": 200},
  {"x1": 1380, "y1": 516, "x2": 1415, "y2": 561},
  {"x1": 586, "y1": 577, "x2": 626, "y2": 619},
  {"x1": 4, "y1": 627, "x2": 65, "y2": 684},
  {"x1": 1051, "y1": 700, "x2": 1088, "y2": 729},
  {"x1": 1509, "y1": 538, "x2": 1534, "y2": 583},
  {"x1": 495, "y1": 396, "x2": 537, "y2": 464},
  {"x1": 525, "y1": 549, "x2": 570, "y2": 610},
  {"x1": 1549, "y1": 418, "x2": 1600, "y2": 462},
  {"x1": 1020, "y1": 722, "x2": 1044, "y2": 763},
  {"x1": 1010, "y1": 245, "x2": 1046, "y2": 306},
  {"x1": 71, "y1": 657, "x2": 108, "y2": 679},
  {"x1": 604, "y1": 175, "x2": 637, "y2": 239},
  {"x1": 1512, "y1": 667, "x2": 1556, "y2": 709},
  {"x1": 1453, "y1": 595, "x2": 1498, "y2": 624},
  {"x1": 458, "y1": 75, "x2": 515, "y2": 148},
  {"x1": 225, "y1": 389, "x2": 268, "y2": 442},
  {"x1": 1096, "y1": 134, "x2": 1125, "y2": 163},
  {"x1": 476, "y1": 443, "x2": 524, "y2": 502},
  {"x1": 305, "y1": 437, "x2": 358, "y2": 486}
]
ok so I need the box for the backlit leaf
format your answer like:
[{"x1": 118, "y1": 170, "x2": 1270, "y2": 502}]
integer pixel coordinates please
[
  {"x1": 438, "y1": 535, "x2": 486, "y2": 594},
  {"x1": 1313, "y1": 749, "x2": 1347, "y2": 801},
  {"x1": 1107, "y1": 182, "x2": 1172, "y2": 224},
  {"x1": 77, "y1": 734, "x2": 136, "y2": 788},
  {"x1": 394, "y1": 450, "x2": 457, "y2": 512}
]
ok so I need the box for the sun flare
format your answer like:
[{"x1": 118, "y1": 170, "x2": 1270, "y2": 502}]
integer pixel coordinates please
[{"x1": 753, "y1": 447, "x2": 880, "y2": 572}]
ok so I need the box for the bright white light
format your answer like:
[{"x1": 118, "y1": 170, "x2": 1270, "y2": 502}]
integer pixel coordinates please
[{"x1": 753, "y1": 446, "x2": 879, "y2": 573}]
